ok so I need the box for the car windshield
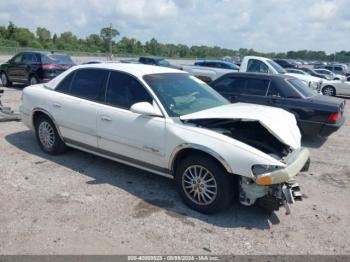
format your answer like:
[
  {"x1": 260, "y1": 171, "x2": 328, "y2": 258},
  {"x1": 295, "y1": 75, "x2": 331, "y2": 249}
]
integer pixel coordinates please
[
  {"x1": 41, "y1": 54, "x2": 74, "y2": 65},
  {"x1": 157, "y1": 59, "x2": 170, "y2": 67},
  {"x1": 267, "y1": 60, "x2": 286, "y2": 74},
  {"x1": 143, "y1": 73, "x2": 229, "y2": 117},
  {"x1": 225, "y1": 63, "x2": 240, "y2": 70},
  {"x1": 287, "y1": 79, "x2": 315, "y2": 98}
]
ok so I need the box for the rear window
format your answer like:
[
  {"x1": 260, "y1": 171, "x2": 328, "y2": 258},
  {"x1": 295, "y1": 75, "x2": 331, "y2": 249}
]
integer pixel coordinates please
[
  {"x1": 70, "y1": 69, "x2": 109, "y2": 101},
  {"x1": 41, "y1": 54, "x2": 74, "y2": 65},
  {"x1": 287, "y1": 79, "x2": 315, "y2": 98}
]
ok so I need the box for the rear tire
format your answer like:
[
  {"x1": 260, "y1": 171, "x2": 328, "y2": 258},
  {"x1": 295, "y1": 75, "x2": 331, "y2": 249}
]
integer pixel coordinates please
[
  {"x1": 322, "y1": 86, "x2": 336, "y2": 96},
  {"x1": 35, "y1": 115, "x2": 66, "y2": 155},
  {"x1": 1, "y1": 72, "x2": 12, "y2": 87},
  {"x1": 175, "y1": 154, "x2": 235, "y2": 214}
]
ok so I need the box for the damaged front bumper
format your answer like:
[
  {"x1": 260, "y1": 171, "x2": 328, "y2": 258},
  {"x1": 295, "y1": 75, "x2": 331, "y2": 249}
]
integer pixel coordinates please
[{"x1": 239, "y1": 148, "x2": 310, "y2": 214}]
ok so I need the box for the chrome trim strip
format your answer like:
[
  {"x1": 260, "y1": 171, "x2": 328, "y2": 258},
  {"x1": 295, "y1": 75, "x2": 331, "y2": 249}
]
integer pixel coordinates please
[
  {"x1": 169, "y1": 143, "x2": 233, "y2": 174},
  {"x1": 64, "y1": 138, "x2": 172, "y2": 178}
]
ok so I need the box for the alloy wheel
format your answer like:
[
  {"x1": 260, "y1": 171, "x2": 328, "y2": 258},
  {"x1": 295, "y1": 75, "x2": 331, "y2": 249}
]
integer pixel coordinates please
[
  {"x1": 182, "y1": 165, "x2": 218, "y2": 205},
  {"x1": 323, "y1": 87, "x2": 334, "y2": 96},
  {"x1": 38, "y1": 121, "x2": 55, "y2": 149}
]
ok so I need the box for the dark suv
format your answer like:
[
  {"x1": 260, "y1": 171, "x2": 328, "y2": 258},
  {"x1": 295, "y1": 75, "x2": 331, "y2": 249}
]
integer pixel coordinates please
[
  {"x1": 194, "y1": 60, "x2": 239, "y2": 70},
  {"x1": 0, "y1": 51, "x2": 74, "y2": 87}
]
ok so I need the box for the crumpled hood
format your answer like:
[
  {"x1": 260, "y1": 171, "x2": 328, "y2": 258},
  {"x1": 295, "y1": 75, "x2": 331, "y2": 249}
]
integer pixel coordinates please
[{"x1": 180, "y1": 103, "x2": 301, "y2": 149}]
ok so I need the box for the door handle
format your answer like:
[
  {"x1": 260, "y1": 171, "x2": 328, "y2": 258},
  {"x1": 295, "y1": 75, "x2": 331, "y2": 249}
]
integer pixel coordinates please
[
  {"x1": 53, "y1": 103, "x2": 62, "y2": 108},
  {"x1": 101, "y1": 115, "x2": 112, "y2": 122}
]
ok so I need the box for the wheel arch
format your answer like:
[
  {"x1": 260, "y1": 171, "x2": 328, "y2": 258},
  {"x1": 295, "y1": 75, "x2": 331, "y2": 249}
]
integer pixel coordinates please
[
  {"x1": 322, "y1": 85, "x2": 336, "y2": 95},
  {"x1": 169, "y1": 143, "x2": 233, "y2": 175},
  {"x1": 32, "y1": 108, "x2": 64, "y2": 141}
]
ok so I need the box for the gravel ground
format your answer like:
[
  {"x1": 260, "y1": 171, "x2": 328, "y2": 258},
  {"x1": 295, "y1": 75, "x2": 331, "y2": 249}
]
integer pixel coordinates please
[{"x1": 0, "y1": 86, "x2": 350, "y2": 255}]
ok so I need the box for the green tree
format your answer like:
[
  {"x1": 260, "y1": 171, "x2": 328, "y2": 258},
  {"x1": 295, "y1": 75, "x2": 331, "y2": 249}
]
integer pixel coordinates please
[
  {"x1": 36, "y1": 27, "x2": 51, "y2": 42},
  {"x1": 14, "y1": 28, "x2": 35, "y2": 46},
  {"x1": 100, "y1": 26, "x2": 119, "y2": 53}
]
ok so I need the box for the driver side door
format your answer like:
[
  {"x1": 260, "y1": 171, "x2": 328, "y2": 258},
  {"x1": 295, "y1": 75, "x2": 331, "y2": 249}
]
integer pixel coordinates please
[{"x1": 96, "y1": 71, "x2": 167, "y2": 171}]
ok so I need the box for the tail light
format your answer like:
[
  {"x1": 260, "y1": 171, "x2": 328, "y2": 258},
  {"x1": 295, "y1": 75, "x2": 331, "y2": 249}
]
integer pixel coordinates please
[
  {"x1": 40, "y1": 64, "x2": 61, "y2": 70},
  {"x1": 328, "y1": 112, "x2": 341, "y2": 122}
]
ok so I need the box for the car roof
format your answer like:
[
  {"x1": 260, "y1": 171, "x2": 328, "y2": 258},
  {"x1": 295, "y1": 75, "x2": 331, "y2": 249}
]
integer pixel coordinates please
[
  {"x1": 196, "y1": 60, "x2": 233, "y2": 64},
  {"x1": 139, "y1": 56, "x2": 165, "y2": 60},
  {"x1": 68, "y1": 63, "x2": 184, "y2": 77},
  {"x1": 19, "y1": 51, "x2": 69, "y2": 56}
]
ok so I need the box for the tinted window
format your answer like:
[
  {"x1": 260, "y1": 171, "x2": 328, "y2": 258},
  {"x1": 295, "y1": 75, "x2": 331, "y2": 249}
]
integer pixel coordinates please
[
  {"x1": 55, "y1": 72, "x2": 75, "y2": 93},
  {"x1": 211, "y1": 76, "x2": 246, "y2": 95},
  {"x1": 41, "y1": 54, "x2": 74, "y2": 65},
  {"x1": 12, "y1": 54, "x2": 22, "y2": 63},
  {"x1": 247, "y1": 59, "x2": 269, "y2": 73},
  {"x1": 287, "y1": 79, "x2": 315, "y2": 98},
  {"x1": 106, "y1": 71, "x2": 152, "y2": 109},
  {"x1": 70, "y1": 69, "x2": 108, "y2": 101},
  {"x1": 22, "y1": 53, "x2": 37, "y2": 63},
  {"x1": 245, "y1": 79, "x2": 269, "y2": 96}
]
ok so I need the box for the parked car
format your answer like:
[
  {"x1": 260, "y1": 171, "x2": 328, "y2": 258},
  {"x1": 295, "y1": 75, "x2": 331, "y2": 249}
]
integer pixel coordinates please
[
  {"x1": 210, "y1": 72, "x2": 346, "y2": 137},
  {"x1": 314, "y1": 68, "x2": 346, "y2": 81},
  {"x1": 194, "y1": 60, "x2": 240, "y2": 70},
  {"x1": 181, "y1": 64, "x2": 237, "y2": 83},
  {"x1": 138, "y1": 56, "x2": 180, "y2": 69},
  {"x1": 0, "y1": 51, "x2": 74, "y2": 87},
  {"x1": 299, "y1": 67, "x2": 331, "y2": 80},
  {"x1": 273, "y1": 59, "x2": 298, "y2": 69},
  {"x1": 239, "y1": 56, "x2": 323, "y2": 92},
  {"x1": 316, "y1": 65, "x2": 348, "y2": 76},
  {"x1": 20, "y1": 63, "x2": 309, "y2": 214}
]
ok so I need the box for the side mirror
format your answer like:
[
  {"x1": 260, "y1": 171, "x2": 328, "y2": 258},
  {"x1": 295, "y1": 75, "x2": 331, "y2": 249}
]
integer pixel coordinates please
[{"x1": 130, "y1": 102, "x2": 162, "y2": 117}]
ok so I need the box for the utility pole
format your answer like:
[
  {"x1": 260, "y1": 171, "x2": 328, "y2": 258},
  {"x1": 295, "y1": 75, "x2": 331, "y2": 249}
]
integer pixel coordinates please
[{"x1": 109, "y1": 23, "x2": 113, "y2": 57}]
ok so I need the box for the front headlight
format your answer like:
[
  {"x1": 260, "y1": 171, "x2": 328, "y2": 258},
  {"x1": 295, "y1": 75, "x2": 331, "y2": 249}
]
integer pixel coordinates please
[{"x1": 252, "y1": 164, "x2": 283, "y2": 176}]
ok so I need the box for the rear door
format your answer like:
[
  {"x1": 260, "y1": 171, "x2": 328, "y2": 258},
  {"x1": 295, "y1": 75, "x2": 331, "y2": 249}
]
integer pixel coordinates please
[
  {"x1": 239, "y1": 78, "x2": 271, "y2": 105},
  {"x1": 7, "y1": 53, "x2": 23, "y2": 82},
  {"x1": 22, "y1": 53, "x2": 39, "y2": 81},
  {"x1": 210, "y1": 75, "x2": 246, "y2": 102},
  {"x1": 50, "y1": 68, "x2": 109, "y2": 147}
]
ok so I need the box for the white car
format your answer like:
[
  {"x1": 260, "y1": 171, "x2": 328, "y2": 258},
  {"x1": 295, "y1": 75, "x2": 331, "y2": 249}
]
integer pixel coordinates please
[
  {"x1": 20, "y1": 63, "x2": 309, "y2": 214},
  {"x1": 314, "y1": 68, "x2": 346, "y2": 81}
]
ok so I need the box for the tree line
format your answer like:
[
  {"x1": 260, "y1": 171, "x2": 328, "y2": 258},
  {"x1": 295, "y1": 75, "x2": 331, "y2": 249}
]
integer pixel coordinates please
[{"x1": 0, "y1": 21, "x2": 349, "y2": 62}]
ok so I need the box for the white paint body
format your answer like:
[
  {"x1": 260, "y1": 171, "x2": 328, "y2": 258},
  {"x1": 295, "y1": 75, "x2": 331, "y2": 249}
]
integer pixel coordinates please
[{"x1": 20, "y1": 63, "x2": 302, "y2": 180}]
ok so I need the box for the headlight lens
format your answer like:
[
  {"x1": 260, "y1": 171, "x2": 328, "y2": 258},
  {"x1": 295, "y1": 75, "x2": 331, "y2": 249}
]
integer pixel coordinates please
[{"x1": 252, "y1": 164, "x2": 283, "y2": 176}]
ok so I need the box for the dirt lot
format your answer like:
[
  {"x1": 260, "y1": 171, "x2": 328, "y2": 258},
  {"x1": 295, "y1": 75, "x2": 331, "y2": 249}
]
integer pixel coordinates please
[{"x1": 0, "y1": 86, "x2": 350, "y2": 255}]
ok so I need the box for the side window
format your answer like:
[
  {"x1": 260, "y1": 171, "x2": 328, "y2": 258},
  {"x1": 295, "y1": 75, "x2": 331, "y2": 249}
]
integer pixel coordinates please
[
  {"x1": 247, "y1": 59, "x2": 269, "y2": 73},
  {"x1": 267, "y1": 82, "x2": 281, "y2": 97},
  {"x1": 245, "y1": 78, "x2": 270, "y2": 96},
  {"x1": 22, "y1": 53, "x2": 37, "y2": 64},
  {"x1": 211, "y1": 77, "x2": 246, "y2": 95},
  {"x1": 106, "y1": 71, "x2": 152, "y2": 109},
  {"x1": 70, "y1": 69, "x2": 108, "y2": 101},
  {"x1": 55, "y1": 72, "x2": 75, "y2": 93},
  {"x1": 12, "y1": 54, "x2": 22, "y2": 63}
]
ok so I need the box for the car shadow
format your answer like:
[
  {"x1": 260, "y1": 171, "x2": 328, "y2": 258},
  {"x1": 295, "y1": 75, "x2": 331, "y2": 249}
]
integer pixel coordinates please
[
  {"x1": 301, "y1": 135, "x2": 327, "y2": 149},
  {"x1": 5, "y1": 130, "x2": 282, "y2": 230}
]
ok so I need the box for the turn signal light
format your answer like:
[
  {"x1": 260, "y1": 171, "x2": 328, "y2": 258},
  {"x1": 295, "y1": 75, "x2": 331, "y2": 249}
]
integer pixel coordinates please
[
  {"x1": 328, "y1": 112, "x2": 341, "y2": 122},
  {"x1": 256, "y1": 175, "x2": 272, "y2": 185}
]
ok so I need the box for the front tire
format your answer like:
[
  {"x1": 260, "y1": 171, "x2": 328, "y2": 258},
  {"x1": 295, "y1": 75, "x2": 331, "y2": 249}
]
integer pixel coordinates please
[
  {"x1": 29, "y1": 75, "x2": 39, "y2": 85},
  {"x1": 322, "y1": 86, "x2": 336, "y2": 96},
  {"x1": 175, "y1": 155, "x2": 234, "y2": 214},
  {"x1": 1, "y1": 72, "x2": 12, "y2": 87},
  {"x1": 35, "y1": 115, "x2": 66, "y2": 155}
]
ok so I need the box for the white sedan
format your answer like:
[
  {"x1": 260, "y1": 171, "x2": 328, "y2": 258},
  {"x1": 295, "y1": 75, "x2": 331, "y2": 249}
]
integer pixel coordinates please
[{"x1": 20, "y1": 63, "x2": 309, "y2": 214}]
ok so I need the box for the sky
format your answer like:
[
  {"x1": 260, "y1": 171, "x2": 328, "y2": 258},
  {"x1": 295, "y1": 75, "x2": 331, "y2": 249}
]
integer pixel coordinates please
[{"x1": 0, "y1": 0, "x2": 349, "y2": 53}]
